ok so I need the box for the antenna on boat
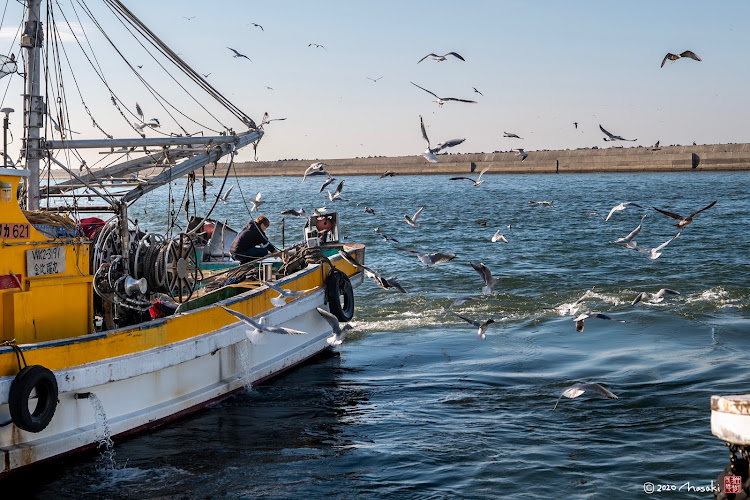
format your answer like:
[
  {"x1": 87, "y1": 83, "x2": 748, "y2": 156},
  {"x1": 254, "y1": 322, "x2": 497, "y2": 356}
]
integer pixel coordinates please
[
  {"x1": 21, "y1": 0, "x2": 43, "y2": 210},
  {"x1": 1, "y1": 108, "x2": 13, "y2": 168}
]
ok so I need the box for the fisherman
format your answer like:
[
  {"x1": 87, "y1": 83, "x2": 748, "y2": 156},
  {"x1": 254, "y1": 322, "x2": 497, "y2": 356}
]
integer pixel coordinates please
[{"x1": 230, "y1": 215, "x2": 277, "y2": 263}]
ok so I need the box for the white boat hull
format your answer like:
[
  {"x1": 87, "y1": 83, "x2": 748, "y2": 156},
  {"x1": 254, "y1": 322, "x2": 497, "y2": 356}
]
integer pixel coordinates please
[{"x1": 0, "y1": 272, "x2": 362, "y2": 474}]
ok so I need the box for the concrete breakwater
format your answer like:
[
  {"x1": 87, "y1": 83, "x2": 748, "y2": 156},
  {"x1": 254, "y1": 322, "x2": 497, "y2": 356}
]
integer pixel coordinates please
[{"x1": 227, "y1": 143, "x2": 750, "y2": 177}]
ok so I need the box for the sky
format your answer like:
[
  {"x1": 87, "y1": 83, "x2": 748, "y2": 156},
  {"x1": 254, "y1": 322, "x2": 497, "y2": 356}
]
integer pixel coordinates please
[{"x1": 0, "y1": 0, "x2": 749, "y2": 164}]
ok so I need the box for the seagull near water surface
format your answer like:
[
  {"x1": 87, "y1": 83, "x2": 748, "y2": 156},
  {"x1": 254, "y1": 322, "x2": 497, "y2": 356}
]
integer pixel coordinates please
[
  {"x1": 450, "y1": 312, "x2": 495, "y2": 340},
  {"x1": 221, "y1": 306, "x2": 306, "y2": 342},
  {"x1": 652, "y1": 200, "x2": 716, "y2": 228},
  {"x1": 470, "y1": 261, "x2": 500, "y2": 295},
  {"x1": 573, "y1": 312, "x2": 626, "y2": 332},
  {"x1": 338, "y1": 250, "x2": 407, "y2": 293},
  {"x1": 450, "y1": 166, "x2": 490, "y2": 187},
  {"x1": 605, "y1": 201, "x2": 643, "y2": 221},
  {"x1": 316, "y1": 307, "x2": 352, "y2": 346},
  {"x1": 632, "y1": 288, "x2": 680, "y2": 305},
  {"x1": 397, "y1": 247, "x2": 456, "y2": 267},
  {"x1": 553, "y1": 383, "x2": 619, "y2": 410},
  {"x1": 410, "y1": 82, "x2": 477, "y2": 107},
  {"x1": 404, "y1": 206, "x2": 424, "y2": 228}
]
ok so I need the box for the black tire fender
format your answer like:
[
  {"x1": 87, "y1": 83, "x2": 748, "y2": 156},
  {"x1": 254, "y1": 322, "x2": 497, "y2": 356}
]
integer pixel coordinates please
[
  {"x1": 9, "y1": 365, "x2": 59, "y2": 433},
  {"x1": 326, "y1": 270, "x2": 354, "y2": 322}
]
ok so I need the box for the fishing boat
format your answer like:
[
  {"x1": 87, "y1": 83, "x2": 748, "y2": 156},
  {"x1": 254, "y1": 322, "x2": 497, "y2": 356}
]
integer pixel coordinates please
[
  {"x1": 0, "y1": 0, "x2": 363, "y2": 476},
  {"x1": 710, "y1": 394, "x2": 750, "y2": 495}
]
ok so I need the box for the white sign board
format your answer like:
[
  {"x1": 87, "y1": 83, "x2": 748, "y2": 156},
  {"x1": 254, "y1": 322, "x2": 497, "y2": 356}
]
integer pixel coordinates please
[{"x1": 26, "y1": 246, "x2": 66, "y2": 277}]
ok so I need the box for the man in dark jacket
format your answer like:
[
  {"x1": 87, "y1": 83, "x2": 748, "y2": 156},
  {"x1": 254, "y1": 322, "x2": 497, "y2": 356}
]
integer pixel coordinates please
[{"x1": 230, "y1": 215, "x2": 277, "y2": 263}]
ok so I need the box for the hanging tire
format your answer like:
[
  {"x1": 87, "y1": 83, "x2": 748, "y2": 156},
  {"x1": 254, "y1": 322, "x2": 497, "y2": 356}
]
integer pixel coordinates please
[
  {"x1": 9, "y1": 365, "x2": 59, "y2": 433},
  {"x1": 326, "y1": 270, "x2": 354, "y2": 322}
]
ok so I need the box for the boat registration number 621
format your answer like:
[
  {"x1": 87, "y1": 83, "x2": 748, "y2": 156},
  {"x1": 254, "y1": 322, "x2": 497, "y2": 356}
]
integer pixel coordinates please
[
  {"x1": 0, "y1": 222, "x2": 30, "y2": 240},
  {"x1": 26, "y1": 246, "x2": 66, "y2": 277}
]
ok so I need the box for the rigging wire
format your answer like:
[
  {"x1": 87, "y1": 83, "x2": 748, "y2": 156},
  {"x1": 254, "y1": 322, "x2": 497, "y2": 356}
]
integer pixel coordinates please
[
  {"x1": 105, "y1": 0, "x2": 256, "y2": 130},
  {"x1": 98, "y1": 0, "x2": 227, "y2": 134}
]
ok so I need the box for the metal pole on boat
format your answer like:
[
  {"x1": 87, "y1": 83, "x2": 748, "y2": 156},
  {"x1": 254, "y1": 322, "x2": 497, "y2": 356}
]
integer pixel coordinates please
[
  {"x1": 1, "y1": 108, "x2": 12, "y2": 167},
  {"x1": 22, "y1": 0, "x2": 43, "y2": 210}
]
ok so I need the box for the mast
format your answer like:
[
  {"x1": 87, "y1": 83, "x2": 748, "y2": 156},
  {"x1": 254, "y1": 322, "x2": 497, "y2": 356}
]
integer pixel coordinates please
[{"x1": 22, "y1": 0, "x2": 43, "y2": 210}]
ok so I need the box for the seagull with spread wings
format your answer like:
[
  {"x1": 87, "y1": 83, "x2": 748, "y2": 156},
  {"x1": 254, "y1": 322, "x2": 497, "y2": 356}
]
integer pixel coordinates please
[
  {"x1": 261, "y1": 280, "x2": 316, "y2": 307},
  {"x1": 605, "y1": 201, "x2": 643, "y2": 221},
  {"x1": 338, "y1": 250, "x2": 407, "y2": 293},
  {"x1": 397, "y1": 247, "x2": 456, "y2": 267},
  {"x1": 611, "y1": 215, "x2": 648, "y2": 249},
  {"x1": 573, "y1": 312, "x2": 626, "y2": 332},
  {"x1": 599, "y1": 124, "x2": 636, "y2": 142},
  {"x1": 411, "y1": 82, "x2": 477, "y2": 106},
  {"x1": 249, "y1": 22, "x2": 264, "y2": 31},
  {"x1": 661, "y1": 50, "x2": 701, "y2": 68},
  {"x1": 419, "y1": 115, "x2": 465, "y2": 162},
  {"x1": 515, "y1": 148, "x2": 528, "y2": 161},
  {"x1": 249, "y1": 191, "x2": 265, "y2": 211},
  {"x1": 554, "y1": 383, "x2": 619, "y2": 410},
  {"x1": 404, "y1": 206, "x2": 424, "y2": 228},
  {"x1": 373, "y1": 227, "x2": 399, "y2": 243},
  {"x1": 470, "y1": 261, "x2": 500, "y2": 295},
  {"x1": 652, "y1": 200, "x2": 716, "y2": 228},
  {"x1": 449, "y1": 166, "x2": 490, "y2": 187},
  {"x1": 503, "y1": 131, "x2": 523, "y2": 139},
  {"x1": 227, "y1": 47, "x2": 252, "y2": 61},
  {"x1": 221, "y1": 306, "x2": 306, "y2": 340},
  {"x1": 417, "y1": 52, "x2": 465, "y2": 63},
  {"x1": 316, "y1": 307, "x2": 352, "y2": 346},
  {"x1": 303, "y1": 162, "x2": 329, "y2": 182},
  {"x1": 635, "y1": 233, "x2": 680, "y2": 260},
  {"x1": 450, "y1": 312, "x2": 495, "y2": 340},
  {"x1": 309, "y1": 43, "x2": 326, "y2": 49},
  {"x1": 215, "y1": 184, "x2": 234, "y2": 204},
  {"x1": 632, "y1": 288, "x2": 680, "y2": 305},
  {"x1": 366, "y1": 76, "x2": 383, "y2": 82}
]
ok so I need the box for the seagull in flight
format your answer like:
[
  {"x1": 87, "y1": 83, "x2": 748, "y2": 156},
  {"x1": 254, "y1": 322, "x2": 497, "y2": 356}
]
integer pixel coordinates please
[
  {"x1": 318, "y1": 174, "x2": 337, "y2": 194},
  {"x1": 303, "y1": 162, "x2": 329, "y2": 182},
  {"x1": 449, "y1": 166, "x2": 490, "y2": 187},
  {"x1": 379, "y1": 170, "x2": 396, "y2": 178},
  {"x1": 444, "y1": 296, "x2": 478, "y2": 312},
  {"x1": 605, "y1": 202, "x2": 643, "y2": 221},
  {"x1": 574, "y1": 122, "x2": 578, "y2": 129},
  {"x1": 309, "y1": 43, "x2": 326, "y2": 49},
  {"x1": 249, "y1": 22, "x2": 264, "y2": 31},
  {"x1": 316, "y1": 307, "x2": 352, "y2": 346},
  {"x1": 491, "y1": 230, "x2": 508, "y2": 243},
  {"x1": 249, "y1": 191, "x2": 264, "y2": 211},
  {"x1": 366, "y1": 76, "x2": 383, "y2": 82},
  {"x1": 661, "y1": 50, "x2": 701, "y2": 68},
  {"x1": 47, "y1": 114, "x2": 80, "y2": 136},
  {"x1": 472, "y1": 87, "x2": 483, "y2": 96},
  {"x1": 419, "y1": 115, "x2": 465, "y2": 162},
  {"x1": 504, "y1": 131, "x2": 523, "y2": 139},
  {"x1": 635, "y1": 232, "x2": 680, "y2": 260},
  {"x1": 632, "y1": 288, "x2": 680, "y2": 305},
  {"x1": 215, "y1": 184, "x2": 234, "y2": 204},
  {"x1": 135, "y1": 118, "x2": 160, "y2": 131},
  {"x1": 201, "y1": 72, "x2": 211, "y2": 79},
  {"x1": 261, "y1": 280, "x2": 316, "y2": 307},
  {"x1": 327, "y1": 180, "x2": 347, "y2": 202},
  {"x1": 573, "y1": 312, "x2": 626, "y2": 332},
  {"x1": 261, "y1": 112, "x2": 287, "y2": 125},
  {"x1": 182, "y1": 16, "x2": 195, "y2": 21},
  {"x1": 652, "y1": 200, "x2": 716, "y2": 228},
  {"x1": 397, "y1": 247, "x2": 456, "y2": 267},
  {"x1": 280, "y1": 208, "x2": 307, "y2": 218},
  {"x1": 411, "y1": 82, "x2": 477, "y2": 106},
  {"x1": 554, "y1": 383, "x2": 618, "y2": 410},
  {"x1": 515, "y1": 148, "x2": 528, "y2": 161},
  {"x1": 227, "y1": 47, "x2": 252, "y2": 61},
  {"x1": 417, "y1": 52, "x2": 465, "y2": 63},
  {"x1": 611, "y1": 215, "x2": 647, "y2": 249},
  {"x1": 555, "y1": 287, "x2": 595, "y2": 316},
  {"x1": 338, "y1": 250, "x2": 407, "y2": 293},
  {"x1": 374, "y1": 227, "x2": 399, "y2": 243},
  {"x1": 529, "y1": 200, "x2": 553, "y2": 206},
  {"x1": 599, "y1": 124, "x2": 636, "y2": 142},
  {"x1": 135, "y1": 102, "x2": 144, "y2": 121},
  {"x1": 450, "y1": 312, "x2": 495, "y2": 340},
  {"x1": 221, "y1": 306, "x2": 306, "y2": 340},
  {"x1": 404, "y1": 206, "x2": 424, "y2": 228},
  {"x1": 470, "y1": 261, "x2": 500, "y2": 295}
]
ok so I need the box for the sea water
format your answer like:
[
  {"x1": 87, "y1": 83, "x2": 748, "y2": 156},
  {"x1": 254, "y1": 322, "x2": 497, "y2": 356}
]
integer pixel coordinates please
[{"x1": 11, "y1": 171, "x2": 750, "y2": 499}]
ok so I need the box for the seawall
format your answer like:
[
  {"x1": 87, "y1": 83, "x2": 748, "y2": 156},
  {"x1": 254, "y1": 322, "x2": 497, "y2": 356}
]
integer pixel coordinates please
[{"x1": 226, "y1": 143, "x2": 750, "y2": 177}]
